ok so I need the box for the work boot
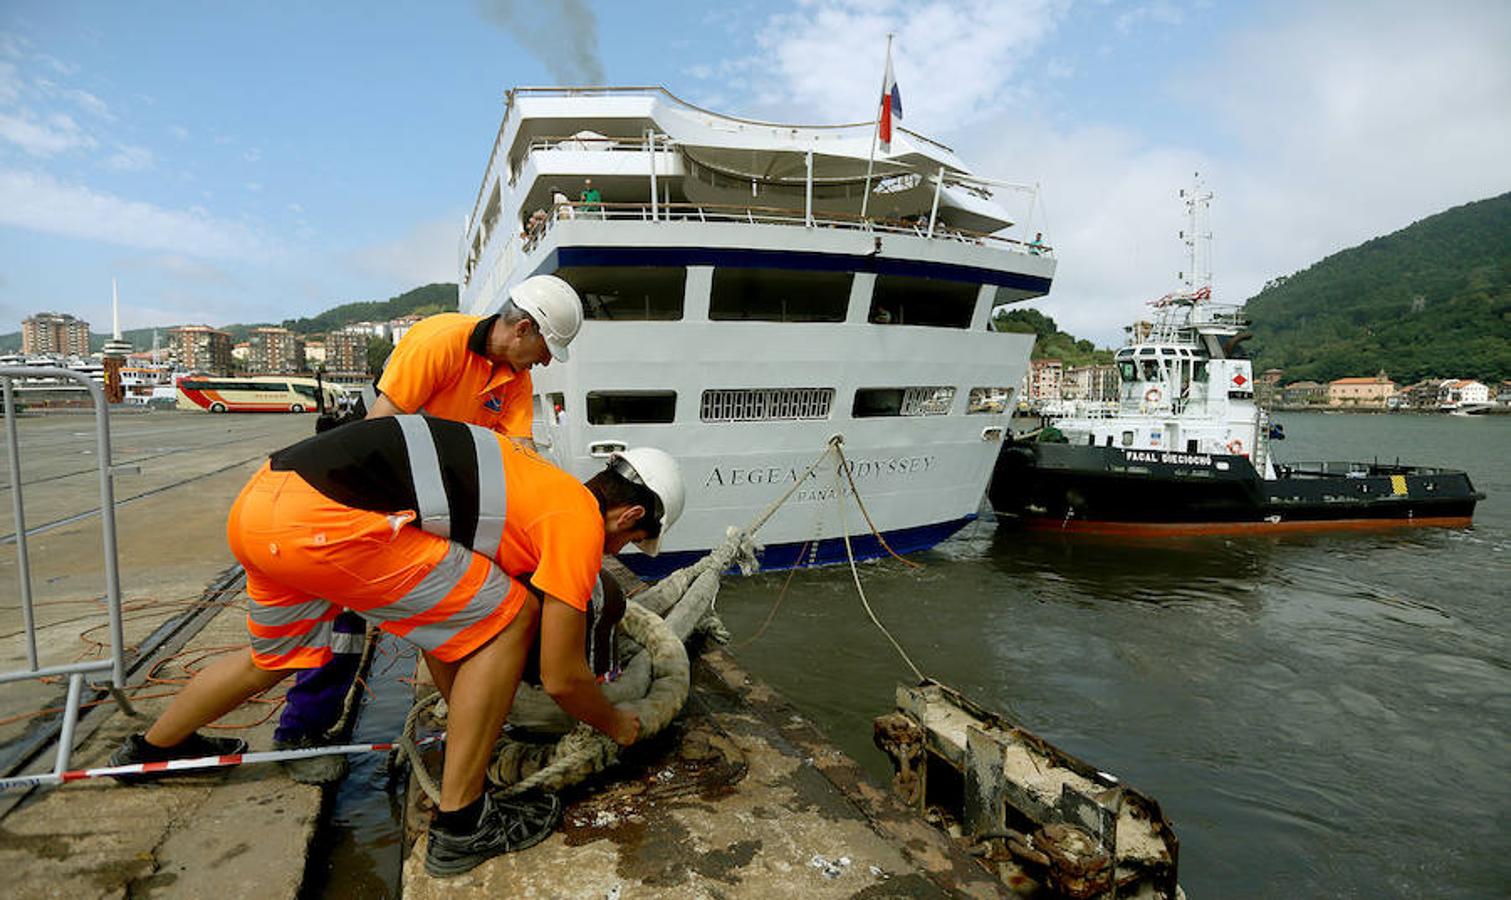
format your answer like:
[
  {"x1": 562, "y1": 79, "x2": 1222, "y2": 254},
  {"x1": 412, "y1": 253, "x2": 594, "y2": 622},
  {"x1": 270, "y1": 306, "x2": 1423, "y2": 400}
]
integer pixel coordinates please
[
  {"x1": 108, "y1": 732, "x2": 248, "y2": 784},
  {"x1": 273, "y1": 736, "x2": 348, "y2": 786},
  {"x1": 424, "y1": 791, "x2": 562, "y2": 878}
]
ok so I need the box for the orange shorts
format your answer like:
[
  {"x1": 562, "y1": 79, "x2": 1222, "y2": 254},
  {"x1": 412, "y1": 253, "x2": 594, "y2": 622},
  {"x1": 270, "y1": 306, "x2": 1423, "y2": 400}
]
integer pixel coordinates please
[{"x1": 227, "y1": 464, "x2": 528, "y2": 670}]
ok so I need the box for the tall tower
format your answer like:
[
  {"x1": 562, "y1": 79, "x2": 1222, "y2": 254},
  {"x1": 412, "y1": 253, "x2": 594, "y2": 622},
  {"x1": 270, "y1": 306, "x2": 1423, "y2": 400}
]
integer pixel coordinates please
[{"x1": 102, "y1": 278, "x2": 133, "y2": 403}]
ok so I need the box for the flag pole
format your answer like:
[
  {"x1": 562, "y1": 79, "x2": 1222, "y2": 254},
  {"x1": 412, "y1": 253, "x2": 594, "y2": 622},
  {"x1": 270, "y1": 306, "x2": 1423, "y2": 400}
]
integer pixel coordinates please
[{"x1": 859, "y1": 33, "x2": 894, "y2": 221}]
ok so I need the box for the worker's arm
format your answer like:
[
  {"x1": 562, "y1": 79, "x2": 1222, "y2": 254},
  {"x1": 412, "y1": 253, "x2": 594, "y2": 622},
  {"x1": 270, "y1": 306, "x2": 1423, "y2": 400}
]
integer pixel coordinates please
[
  {"x1": 538, "y1": 594, "x2": 639, "y2": 746},
  {"x1": 365, "y1": 393, "x2": 409, "y2": 419}
]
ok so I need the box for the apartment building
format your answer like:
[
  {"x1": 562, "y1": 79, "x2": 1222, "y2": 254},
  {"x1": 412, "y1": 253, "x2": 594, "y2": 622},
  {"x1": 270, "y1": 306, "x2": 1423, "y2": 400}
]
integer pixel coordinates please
[
  {"x1": 247, "y1": 326, "x2": 305, "y2": 374},
  {"x1": 22, "y1": 312, "x2": 92, "y2": 357},
  {"x1": 168, "y1": 325, "x2": 233, "y2": 375}
]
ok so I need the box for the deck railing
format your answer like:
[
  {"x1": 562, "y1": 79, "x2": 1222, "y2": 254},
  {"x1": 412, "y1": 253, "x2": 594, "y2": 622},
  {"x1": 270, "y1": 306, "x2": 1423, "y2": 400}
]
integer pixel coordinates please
[{"x1": 516, "y1": 200, "x2": 1046, "y2": 255}]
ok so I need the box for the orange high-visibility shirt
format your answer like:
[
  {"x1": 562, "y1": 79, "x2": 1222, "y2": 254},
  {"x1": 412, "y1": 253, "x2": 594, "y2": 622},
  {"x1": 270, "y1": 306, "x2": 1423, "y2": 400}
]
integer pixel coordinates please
[
  {"x1": 270, "y1": 417, "x2": 604, "y2": 611},
  {"x1": 495, "y1": 441, "x2": 604, "y2": 611},
  {"x1": 376, "y1": 313, "x2": 533, "y2": 437}
]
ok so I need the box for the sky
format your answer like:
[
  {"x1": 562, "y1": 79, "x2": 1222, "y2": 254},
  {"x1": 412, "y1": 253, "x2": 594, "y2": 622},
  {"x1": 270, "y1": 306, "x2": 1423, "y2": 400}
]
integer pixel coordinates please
[{"x1": 1, "y1": 0, "x2": 1507, "y2": 345}]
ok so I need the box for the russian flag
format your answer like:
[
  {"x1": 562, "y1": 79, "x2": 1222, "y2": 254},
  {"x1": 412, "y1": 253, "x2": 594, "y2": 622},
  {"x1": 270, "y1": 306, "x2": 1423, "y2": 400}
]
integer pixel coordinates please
[{"x1": 878, "y1": 50, "x2": 902, "y2": 153}]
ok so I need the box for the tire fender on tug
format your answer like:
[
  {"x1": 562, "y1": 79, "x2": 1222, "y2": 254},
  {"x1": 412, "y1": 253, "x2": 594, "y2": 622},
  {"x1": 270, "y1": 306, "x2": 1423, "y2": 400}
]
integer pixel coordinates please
[
  {"x1": 1144, "y1": 387, "x2": 1162, "y2": 404},
  {"x1": 1227, "y1": 439, "x2": 1245, "y2": 455}
]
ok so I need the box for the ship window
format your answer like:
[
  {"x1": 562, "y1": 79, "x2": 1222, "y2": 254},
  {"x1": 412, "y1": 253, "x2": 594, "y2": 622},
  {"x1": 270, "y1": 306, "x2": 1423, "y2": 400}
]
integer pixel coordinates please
[
  {"x1": 1118, "y1": 362, "x2": 1137, "y2": 382},
  {"x1": 967, "y1": 387, "x2": 1014, "y2": 414},
  {"x1": 556, "y1": 266, "x2": 685, "y2": 321},
  {"x1": 547, "y1": 392, "x2": 565, "y2": 425},
  {"x1": 869, "y1": 275, "x2": 976, "y2": 328},
  {"x1": 1105, "y1": 435, "x2": 1114, "y2": 447},
  {"x1": 853, "y1": 386, "x2": 956, "y2": 418},
  {"x1": 701, "y1": 388, "x2": 834, "y2": 422},
  {"x1": 1121, "y1": 430, "x2": 1134, "y2": 447},
  {"x1": 1193, "y1": 362, "x2": 1208, "y2": 382},
  {"x1": 709, "y1": 269, "x2": 850, "y2": 322},
  {"x1": 585, "y1": 391, "x2": 676, "y2": 425}
]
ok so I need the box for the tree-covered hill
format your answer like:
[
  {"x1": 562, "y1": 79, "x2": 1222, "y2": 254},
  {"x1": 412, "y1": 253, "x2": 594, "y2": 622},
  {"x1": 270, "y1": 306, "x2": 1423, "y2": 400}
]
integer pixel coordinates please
[
  {"x1": 0, "y1": 283, "x2": 459, "y2": 353},
  {"x1": 992, "y1": 307, "x2": 1114, "y2": 367},
  {"x1": 1245, "y1": 192, "x2": 1511, "y2": 384}
]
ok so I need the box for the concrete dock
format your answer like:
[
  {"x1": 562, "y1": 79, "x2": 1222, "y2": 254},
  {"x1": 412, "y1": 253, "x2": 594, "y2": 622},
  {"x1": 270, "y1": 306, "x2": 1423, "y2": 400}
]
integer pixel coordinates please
[
  {"x1": 401, "y1": 649, "x2": 1002, "y2": 898},
  {"x1": 1, "y1": 412, "x2": 322, "y2": 898},
  {"x1": 1, "y1": 411, "x2": 1014, "y2": 897}
]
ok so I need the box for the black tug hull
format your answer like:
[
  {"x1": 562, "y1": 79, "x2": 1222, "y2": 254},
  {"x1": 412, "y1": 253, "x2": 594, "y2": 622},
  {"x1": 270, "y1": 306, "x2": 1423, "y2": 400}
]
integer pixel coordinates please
[{"x1": 989, "y1": 442, "x2": 1483, "y2": 535}]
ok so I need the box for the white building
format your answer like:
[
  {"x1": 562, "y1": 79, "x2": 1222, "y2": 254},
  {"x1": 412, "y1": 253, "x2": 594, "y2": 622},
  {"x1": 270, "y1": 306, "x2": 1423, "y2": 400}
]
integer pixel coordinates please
[
  {"x1": 343, "y1": 320, "x2": 391, "y2": 340},
  {"x1": 1438, "y1": 379, "x2": 1489, "y2": 409},
  {"x1": 388, "y1": 314, "x2": 424, "y2": 345}
]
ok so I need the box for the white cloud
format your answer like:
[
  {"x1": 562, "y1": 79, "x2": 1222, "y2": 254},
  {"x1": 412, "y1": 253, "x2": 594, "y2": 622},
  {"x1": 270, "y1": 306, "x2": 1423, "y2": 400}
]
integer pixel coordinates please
[
  {"x1": 731, "y1": 0, "x2": 1510, "y2": 349},
  {"x1": 968, "y1": 0, "x2": 1511, "y2": 344},
  {"x1": 65, "y1": 87, "x2": 111, "y2": 120},
  {"x1": 0, "y1": 61, "x2": 20, "y2": 105},
  {"x1": 105, "y1": 143, "x2": 154, "y2": 171},
  {"x1": 169, "y1": 124, "x2": 189, "y2": 140},
  {"x1": 349, "y1": 217, "x2": 460, "y2": 287},
  {"x1": 34, "y1": 53, "x2": 76, "y2": 77},
  {"x1": 119, "y1": 253, "x2": 236, "y2": 287},
  {"x1": 1116, "y1": 1, "x2": 1184, "y2": 34},
  {"x1": 1176, "y1": 2, "x2": 1511, "y2": 305},
  {"x1": 0, "y1": 168, "x2": 276, "y2": 260},
  {"x1": 34, "y1": 78, "x2": 113, "y2": 120},
  {"x1": 0, "y1": 108, "x2": 95, "y2": 156},
  {"x1": 741, "y1": 0, "x2": 1069, "y2": 132},
  {"x1": 243, "y1": 147, "x2": 261, "y2": 163}
]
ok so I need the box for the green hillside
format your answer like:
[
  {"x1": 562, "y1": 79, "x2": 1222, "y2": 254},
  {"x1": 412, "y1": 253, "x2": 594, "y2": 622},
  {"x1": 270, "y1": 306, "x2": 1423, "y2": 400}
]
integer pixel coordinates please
[
  {"x1": 0, "y1": 283, "x2": 458, "y2": 354},
  {"x1": 991, "y1": 307, "x2": 1114, "y2": 367},
  {"x1": 1245, "y1": 192, "x2": 1511, "y2": 384}
]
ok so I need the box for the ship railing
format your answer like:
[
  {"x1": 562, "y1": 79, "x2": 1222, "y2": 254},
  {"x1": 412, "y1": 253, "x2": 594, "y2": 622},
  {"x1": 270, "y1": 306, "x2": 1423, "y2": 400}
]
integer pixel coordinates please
[
  {"x1": 1279, "y1": 460, "x2": 1462, "y2": 479},
  {"x1": 523, "y1": 200, "x2": 1043, "y2": 254},
  {"x1": 0, "y1": 367, "x2": 134, "y2": 784}
]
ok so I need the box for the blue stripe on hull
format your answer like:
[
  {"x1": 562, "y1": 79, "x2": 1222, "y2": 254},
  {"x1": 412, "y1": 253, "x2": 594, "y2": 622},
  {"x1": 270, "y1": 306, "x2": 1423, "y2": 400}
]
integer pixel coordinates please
[
  {"x1": 617, "y1": 515, "x2": 976, "y2": 580},
  {"x1": 549, "y1": 246, "x2": 1052, "y2": 293}
]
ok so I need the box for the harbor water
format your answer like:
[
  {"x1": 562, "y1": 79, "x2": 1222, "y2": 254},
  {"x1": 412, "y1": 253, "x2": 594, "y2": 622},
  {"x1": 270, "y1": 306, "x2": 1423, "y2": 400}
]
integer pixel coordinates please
[{"x1": 715, "y1": 411, "x2": 1511, "y2": 898}]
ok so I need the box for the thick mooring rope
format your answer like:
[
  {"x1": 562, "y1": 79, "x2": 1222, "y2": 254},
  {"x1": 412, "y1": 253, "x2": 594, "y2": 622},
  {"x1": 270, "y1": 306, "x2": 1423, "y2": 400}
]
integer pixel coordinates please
[{"x1": 404, "y1": 442, "x2": 843, "y2": 804}]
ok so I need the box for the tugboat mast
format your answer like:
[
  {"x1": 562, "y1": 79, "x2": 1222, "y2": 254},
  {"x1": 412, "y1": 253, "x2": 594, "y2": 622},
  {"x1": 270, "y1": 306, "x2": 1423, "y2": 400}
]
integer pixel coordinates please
[{"x1": 1179, "y1": 174, "x2": 1214, "y2": 297}]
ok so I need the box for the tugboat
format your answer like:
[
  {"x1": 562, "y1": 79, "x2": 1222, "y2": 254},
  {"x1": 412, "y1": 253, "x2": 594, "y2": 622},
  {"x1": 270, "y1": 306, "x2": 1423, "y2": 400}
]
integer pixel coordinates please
[{"x1": 990, "y1": 177, "x2": 1484, "y2": 534}]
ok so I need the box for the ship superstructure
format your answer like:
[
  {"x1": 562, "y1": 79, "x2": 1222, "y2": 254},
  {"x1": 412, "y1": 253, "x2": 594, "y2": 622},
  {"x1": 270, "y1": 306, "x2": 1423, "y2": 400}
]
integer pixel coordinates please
[{"x1": 457, "y1": 87, "x2": 1057, "y2": 573}]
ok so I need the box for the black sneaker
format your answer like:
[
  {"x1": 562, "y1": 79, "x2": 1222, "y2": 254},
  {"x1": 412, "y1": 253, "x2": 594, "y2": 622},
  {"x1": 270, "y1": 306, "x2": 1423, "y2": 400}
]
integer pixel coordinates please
[
  {"x1": 273, "y1": 736, "x2": 349, "y2": 786},
  {"x1": 108, "y1": 732, "x2": 249, "y2": 784},
  {"x1": 424, "y1": 791, "x2": 562, "y2": 878}
]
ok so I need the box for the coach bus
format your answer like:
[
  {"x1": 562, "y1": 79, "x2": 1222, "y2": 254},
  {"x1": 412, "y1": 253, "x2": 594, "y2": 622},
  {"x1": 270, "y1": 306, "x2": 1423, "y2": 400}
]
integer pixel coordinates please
[{"x1": 176, "y1": 375, "x2": 342, "y2": 413}]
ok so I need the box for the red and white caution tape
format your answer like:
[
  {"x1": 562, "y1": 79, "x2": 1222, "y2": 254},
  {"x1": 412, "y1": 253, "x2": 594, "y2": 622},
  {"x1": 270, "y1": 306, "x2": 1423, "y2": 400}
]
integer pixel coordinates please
[{"x1": 0, "y1": 735, "x2": 441, "y2": 792}]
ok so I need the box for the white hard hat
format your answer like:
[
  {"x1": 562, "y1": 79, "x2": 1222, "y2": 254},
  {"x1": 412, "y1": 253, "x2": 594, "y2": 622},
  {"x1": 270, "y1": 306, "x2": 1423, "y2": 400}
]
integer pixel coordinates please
[
  {"x1": 508, "y1": 274, "x2": 583, "y2": 362},
  {"x1": 609, "y1": 447, "x2": 685, "y2": 557}
]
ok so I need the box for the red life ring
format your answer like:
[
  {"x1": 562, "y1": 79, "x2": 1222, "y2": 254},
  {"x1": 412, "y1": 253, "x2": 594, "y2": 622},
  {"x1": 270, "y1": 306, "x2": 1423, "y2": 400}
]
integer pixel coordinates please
[
  {"x1": 1226, "y1": 439, "x2": 1244, "y2": 455},
  {"x1": 1144, "y1": 387, "x2": 1162, "y2": 404}
]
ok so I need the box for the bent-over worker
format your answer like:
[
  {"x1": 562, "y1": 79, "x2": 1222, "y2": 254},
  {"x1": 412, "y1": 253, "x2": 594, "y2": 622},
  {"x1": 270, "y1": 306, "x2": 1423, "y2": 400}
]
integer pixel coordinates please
[{"x1": 111, "y1": 415, "x2": 685, "y2": 878}]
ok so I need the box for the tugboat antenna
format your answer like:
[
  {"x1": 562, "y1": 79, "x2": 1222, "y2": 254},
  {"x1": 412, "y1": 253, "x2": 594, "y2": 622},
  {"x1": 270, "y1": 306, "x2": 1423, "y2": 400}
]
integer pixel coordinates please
[{"x1": 1182, "y1": 172, "x2": 1214, "y2": 298}]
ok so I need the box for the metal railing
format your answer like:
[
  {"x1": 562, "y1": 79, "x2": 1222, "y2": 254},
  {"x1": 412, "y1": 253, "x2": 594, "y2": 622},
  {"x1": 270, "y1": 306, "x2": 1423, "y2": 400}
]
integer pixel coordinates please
[
  {"x1": 1, "y1": 367, "x2": 133, "y2": 780},
  {"x1": 518, "y1": 200, "x2": 1043, "y2": 254}
]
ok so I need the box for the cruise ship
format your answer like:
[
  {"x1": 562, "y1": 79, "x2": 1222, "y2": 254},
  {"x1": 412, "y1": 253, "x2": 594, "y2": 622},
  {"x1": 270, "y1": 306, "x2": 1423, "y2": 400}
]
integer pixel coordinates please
[{"x1": 457, "y1": 87, "x2": 1057, "y2": 575}]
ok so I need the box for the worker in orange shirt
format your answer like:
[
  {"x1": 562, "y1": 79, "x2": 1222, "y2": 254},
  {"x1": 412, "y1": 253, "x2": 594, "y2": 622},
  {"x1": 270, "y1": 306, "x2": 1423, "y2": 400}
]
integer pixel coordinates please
[
  {"x1": 111, "y1": 415, "x2": 685, "y2": 878},
  {"x1": 368, "y1": 274, "x2": 585, "y2": 443},
  {"x1": 273, "y1": 274, "x2": 585, "y2": 784}
]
